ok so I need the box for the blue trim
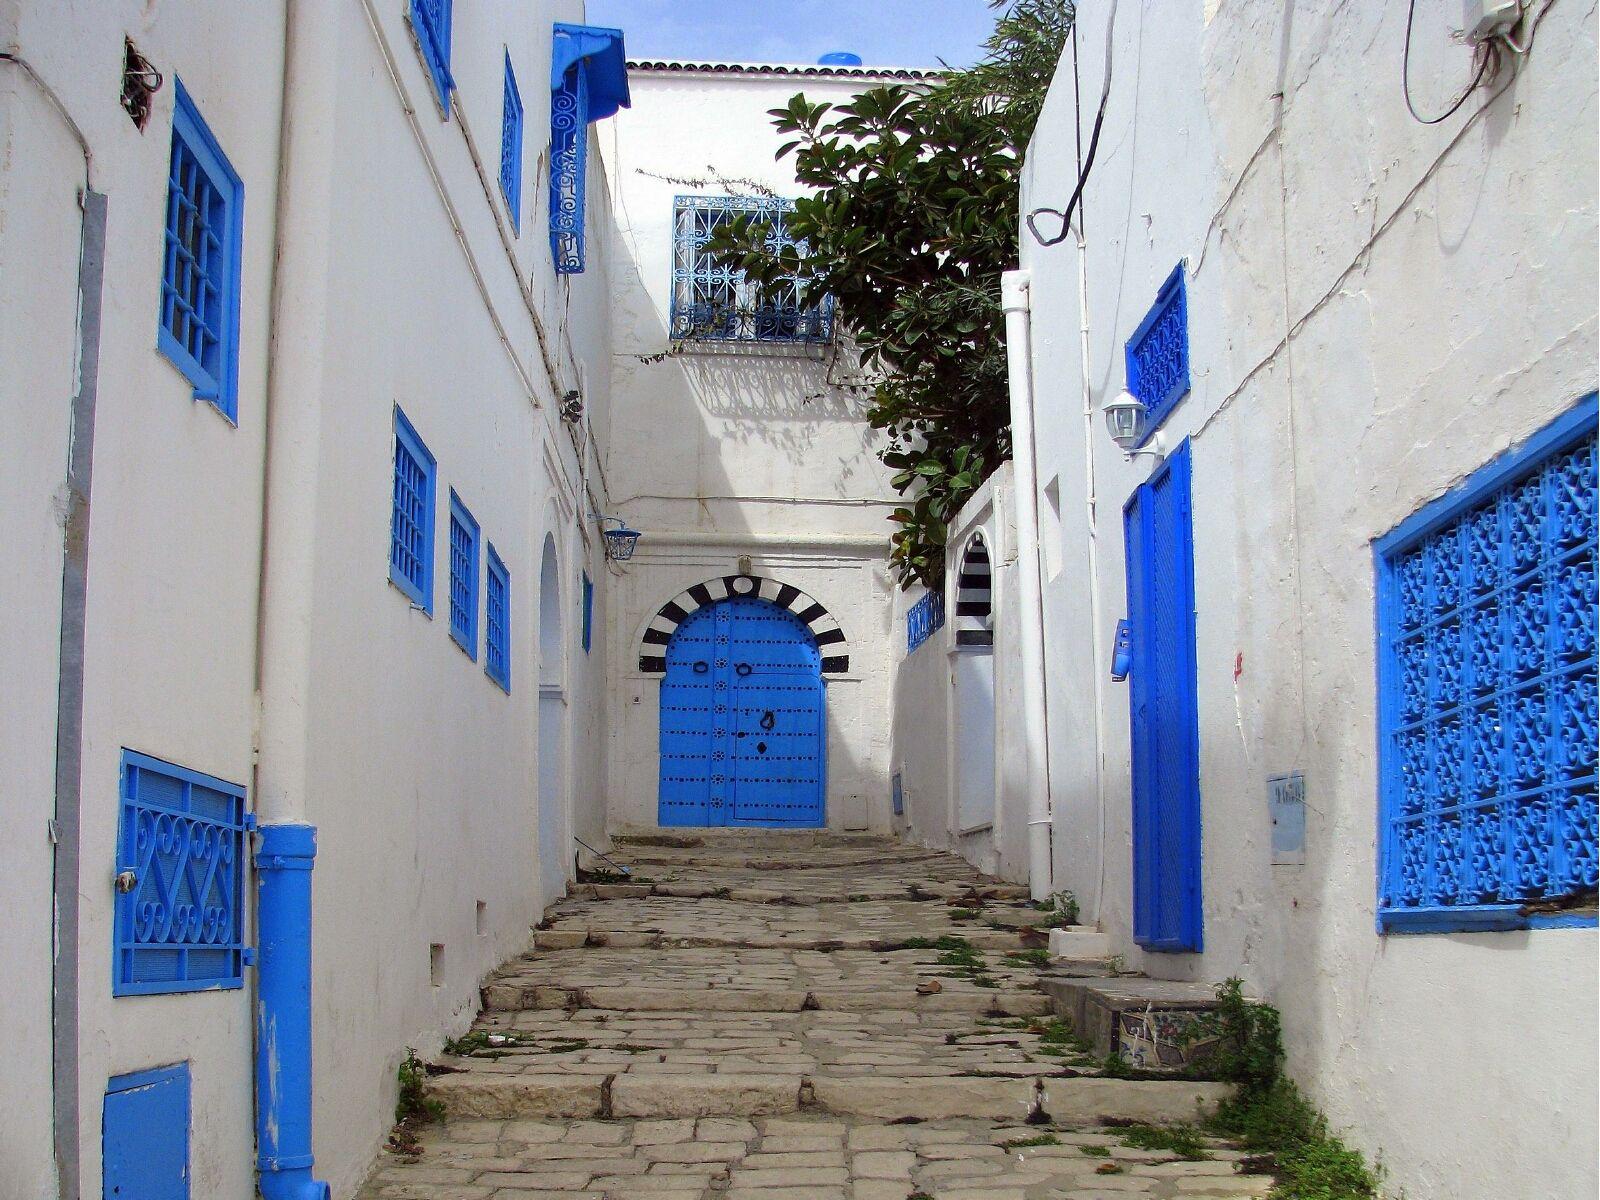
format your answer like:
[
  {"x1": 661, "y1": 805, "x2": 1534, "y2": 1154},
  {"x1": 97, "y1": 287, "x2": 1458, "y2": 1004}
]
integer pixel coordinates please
[
  {"x1": 582, "y1": 570, "x2": 594, "y2": 653},
  {"x1": 485, "y1": 544, "x2": 512, "y2": 692},
  {"x1": 500, "y1": 53, "x2": 525, "y2": 235},
  {"x1": 389, "y1": 406, "x2": 436, "y2": 614},
  {"x1": 1124, "y1": 440, "x2": 1204, "y2": 952},
  {"x1": 158, "y1": 78, "x2": 243, "y2": 424},
  {"x1": 409, "y1": 0, "x2": 453, "y2": 114},
  {"x1": 1123, "y1": 262, "x2": 1189, "y2": 446},
  {"x1": 1373, "y1": 395, "x2": 1598, "y2": 935},
  {"x1": 254, "y1": 824, "x2": 331, "y2": 1200},
  {"x1": 103, "y1": 1061, "x2": 191, "y2": 1200},
  {"x1": 107, "y1": 1061, "x2": 190, "y2": 1096},
  {"x1": 447, "y1": 490, "x2": 480, "y2": 660},
  {"x1": 114, "y1": 750, "x2": 248, "y2": 995}
]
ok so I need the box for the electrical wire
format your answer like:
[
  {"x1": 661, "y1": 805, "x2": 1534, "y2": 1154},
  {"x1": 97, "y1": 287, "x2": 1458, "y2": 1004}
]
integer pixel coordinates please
[
  {"x1": 1025, "y1": 0, "x2": 1118, "y2": 247},
  {"x1": 1402, "y1": 0, "x2": 1496, "y2": 124}
]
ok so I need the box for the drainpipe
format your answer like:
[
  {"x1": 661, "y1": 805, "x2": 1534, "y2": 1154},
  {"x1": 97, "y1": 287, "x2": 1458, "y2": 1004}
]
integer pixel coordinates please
[
  {"x1": 250, "y1": 1, "x2": 335, "y2": 1196},
  {"x1": 1000, "y1": 270, "x2": 1054, "y2": 901}
]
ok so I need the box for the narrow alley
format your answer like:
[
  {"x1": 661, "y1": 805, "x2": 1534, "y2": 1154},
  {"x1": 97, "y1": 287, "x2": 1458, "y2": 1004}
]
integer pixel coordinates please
[{"x1": 358, "y1": 832, "x2": 1254, "y2": 1200}]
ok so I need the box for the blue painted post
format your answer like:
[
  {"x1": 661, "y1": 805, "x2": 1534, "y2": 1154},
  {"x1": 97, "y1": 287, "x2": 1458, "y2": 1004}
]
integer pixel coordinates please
[{"x1": 254, "y1": 823, "x2": 331, "y2": 1200}]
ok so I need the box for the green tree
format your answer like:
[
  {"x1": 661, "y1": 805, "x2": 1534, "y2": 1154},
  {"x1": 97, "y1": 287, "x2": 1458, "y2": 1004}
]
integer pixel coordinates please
[{"x1": 705, "y1": 1, "x2": 1074, "y2": 587}]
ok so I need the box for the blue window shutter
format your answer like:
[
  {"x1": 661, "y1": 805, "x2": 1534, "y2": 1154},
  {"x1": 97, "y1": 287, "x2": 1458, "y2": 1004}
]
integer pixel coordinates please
[
  {"x1": 448, "y1": 491, "x2": 480, "y2": 659},
  {"x1": 500, "y1": 53, "x2": 525, "y2": 234},
  {"x1": 158, "y1": 79, "x2": 243, "y2": 423},
  {"x1": 1375, "y1": 397, "x2": 1598, "y2": 933},
  {"x1": 582, "y1": 571, "x2": 594, "y2": 653},
  {"x1": 104, "y1": 1064, "x2": 191, "y2": 1197},
  {"x1": 389, "y1": 407, "x2": 436, "y2": 613},
  {"x1": 114, "y1": 753, "x2": 249, "y2": 994},
  {"x1": 409, "y1": 0, "x2": 453, "y2": 113},
  {"x1": 670, "y1": 196, "x2": 835, "y2": 344},
  {"x1": 485, "y1": 545, "x2": 511, "y2": 692},
  {"x1": 1123, "y1": 262, "x2": 1190, "y2": 446}
]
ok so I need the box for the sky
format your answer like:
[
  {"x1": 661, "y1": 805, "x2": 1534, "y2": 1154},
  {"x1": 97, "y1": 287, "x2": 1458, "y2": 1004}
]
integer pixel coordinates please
[{"x1": 584, "y1": 1, "x2": 1001, "y2": 70}]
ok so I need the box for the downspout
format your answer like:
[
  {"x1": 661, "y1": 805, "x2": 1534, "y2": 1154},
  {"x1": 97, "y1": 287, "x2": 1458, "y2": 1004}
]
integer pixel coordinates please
[
  {"x1": 250, "y1": 1, "x2": 334, "y2": 1196},
  {"x1": 1000, "y1": 270, "x2": 1054, "y2": 901},
  {"x1": 3, "y1": 45, "x2": 102, "y2": 1200}
]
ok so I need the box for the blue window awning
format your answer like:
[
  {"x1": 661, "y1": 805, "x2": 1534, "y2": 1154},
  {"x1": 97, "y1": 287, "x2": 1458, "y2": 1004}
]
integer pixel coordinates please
[{"x1": 551, "y1": 23, "x2": 629, "y2": 121}]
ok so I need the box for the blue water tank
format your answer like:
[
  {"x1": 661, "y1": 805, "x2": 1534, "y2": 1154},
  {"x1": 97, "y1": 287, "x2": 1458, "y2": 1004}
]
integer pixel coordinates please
[{"x1": 817, "y1": 51, "x2": 864, "y2": 66}]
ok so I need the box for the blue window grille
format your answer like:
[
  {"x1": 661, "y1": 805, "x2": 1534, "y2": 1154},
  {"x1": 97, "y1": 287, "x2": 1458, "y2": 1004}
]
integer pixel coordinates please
[
  {"x1": 485, "y1": 544, "x2": 511, "y2": 692},
  {"x1": 409, "y1": 0, "x2": 453, "y2": 113},
  {"x1": 158, "y1": 79, "x2": 243, "y2": 423},
  {"x1": 114, "y1": 751, "x2": 250, "y2": 995},
  {"x1": 390, "y1": 407, "x2": 436, "y2": 613},
  {"x1": 500, "y1": 53, "x2": 525, "y2": 234},
  {"x1": 448, "y1": 491, "x2": 480, "y2": 658},
  {"x1": 907, "y1": 589, "x2": 946, "y2": 654},
  {"x1": 1124, "y1": 262, "x2": 1190, "y2": 445},
  {"x1": 670, "y1": 196, "x2": 835, "y2": 344},
  {"x1": 550, "y1": 24, "x2": 628, "y2": 274},
  {"x1": 1375, "y1": 399, "x2": 1598, "y2": 934},
  {"x1": 582, "y1": 570, "x2": 594, "y2": 653}
]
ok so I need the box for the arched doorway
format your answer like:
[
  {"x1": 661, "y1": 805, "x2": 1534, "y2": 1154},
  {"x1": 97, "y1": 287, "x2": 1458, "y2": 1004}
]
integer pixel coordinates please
[
  {"x1": 954, "y1": 534, "x2": 996, "y2": 831},
  {"x1": 536, "y1": 534, "x2": 568, "y2": 903},
  {"x1": 658, "y1": 596, "x2": 826, "y2": 827}
]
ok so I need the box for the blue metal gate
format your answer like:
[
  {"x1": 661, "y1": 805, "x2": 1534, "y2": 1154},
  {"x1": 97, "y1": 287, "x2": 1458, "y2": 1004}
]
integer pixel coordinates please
[
  {"x1": 1124, "y1": 440, "x2": 1203, "y2": 951},
  {"x1": 658, "y1": 597, "x2": 825, "y2": 827}
]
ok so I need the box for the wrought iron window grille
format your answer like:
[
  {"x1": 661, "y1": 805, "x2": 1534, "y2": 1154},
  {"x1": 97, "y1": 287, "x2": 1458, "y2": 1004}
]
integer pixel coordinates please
[
  {"x1": 485, "y1": 544, "x2": 511, "y2": 692},
  {"x1": 408, "y1": 0, "x2": 453, "y2": 114},
  {"x1": 670, "y1": 195, "x2": 835, "y2": 346},
  {"x1": 907, "y1": 589, "x2": 946, "y2": 654},
  {"x1": 549, "y1": 57, "x2": 589, "y2": 273},
  {"x1": 1375, "y1": 400, "x2": 1598, "y2": 933},
  {"x1": 500, "y1": 53, "x2": 525, "y2": 234},
  {"x1": 1123, "y1": 262, "x2": 1190, "y2": 447}
]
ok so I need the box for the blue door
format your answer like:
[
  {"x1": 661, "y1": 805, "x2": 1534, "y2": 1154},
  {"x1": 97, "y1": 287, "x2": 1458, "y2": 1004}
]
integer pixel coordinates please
[
  {"x1": 103, "y1": 1064, "x2": 190, "y2": 1198},
  {"x1": 1124, "y1": 440, "x2": 1203, "y2": 951},
  {"x1": 659, "y1": 597, "x2": 825, "y2": 827}
]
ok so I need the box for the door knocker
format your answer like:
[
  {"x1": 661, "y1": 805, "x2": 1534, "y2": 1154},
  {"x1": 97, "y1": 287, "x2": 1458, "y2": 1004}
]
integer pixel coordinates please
[{"x1": 735, "y1": 662, "x2": 753, "y2": 677}]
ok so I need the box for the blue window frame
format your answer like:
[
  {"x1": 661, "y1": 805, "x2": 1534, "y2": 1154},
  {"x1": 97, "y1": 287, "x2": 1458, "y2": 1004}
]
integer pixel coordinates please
[
  {"x1": 550, "y1": 23, "x2": 629, "y2": 274},
  {"x1": 158, "y1": 79, "x2": 243, "y2": 423},
  {"x1": 409, "y1": 0, "x2": 453, "y2": 113},
  {"x1": 1124, "y1": 262, "x2": 1190, "y2": 446},
  {"x1": 485, "y1": 544, "x2": 511, "y2": 691},
  {"x1": 114, "y1": 752, "x2": 250, "y2": 995},
  {"x1": 500, "y1": 53, "x2": 525, "y2": 234},
  {"x1": 907, "y1": 589, "x2": 945, "y2": 654},
  {"x1": 448, "y1": 492, "x2": 480, "y2": 658},
  {"x1": 390, "y1": 407, "x2": 436, "y2": 613},
  {"x1": 104, "y1": 1063, "x2": 191, "y2": 1198},
  {"x1": 1375, "y1": 398, "x2": 1598, "y2": 934},
  {"x1": 670, "y1": 196, "x2": 835, "y2": 344},
  {"x1": 582, "y1": 571, "x2": 594, "y2": 652}
]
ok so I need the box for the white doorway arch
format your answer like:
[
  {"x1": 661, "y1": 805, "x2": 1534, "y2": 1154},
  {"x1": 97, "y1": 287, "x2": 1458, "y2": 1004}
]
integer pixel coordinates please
[{"x1": 537, "y1": 533, "x2": 569, "y2": 907}]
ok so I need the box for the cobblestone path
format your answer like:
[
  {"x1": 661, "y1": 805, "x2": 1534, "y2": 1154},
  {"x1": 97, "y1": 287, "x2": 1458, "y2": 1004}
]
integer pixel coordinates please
[{"x1": 359, "y1": 831, "x2": 1266, "y2": 1200}]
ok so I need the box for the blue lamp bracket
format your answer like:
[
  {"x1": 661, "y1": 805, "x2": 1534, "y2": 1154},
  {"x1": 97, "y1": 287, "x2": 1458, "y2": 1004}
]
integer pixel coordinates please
[{"x1": 1110, "y1": 618, "x2": 1132, "y2": 682}]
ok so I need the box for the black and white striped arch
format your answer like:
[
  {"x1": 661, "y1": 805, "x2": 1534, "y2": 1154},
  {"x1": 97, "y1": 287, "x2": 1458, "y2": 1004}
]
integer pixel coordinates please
[
  {"x1": 955, "y1": 534, "x2": 993, "y2": 647},
  {"x1": 638, "y1": 574, "x2": 850, "y2": 674}
]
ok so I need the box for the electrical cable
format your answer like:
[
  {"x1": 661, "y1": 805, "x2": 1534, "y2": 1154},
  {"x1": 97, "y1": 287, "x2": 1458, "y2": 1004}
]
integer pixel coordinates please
[
  {"x1": 1402, "y1": 0, "x2": 1495, "y2": 124},
  {"x1": 1025, "y1": 0, "x2": 1118, "y2": 247}
]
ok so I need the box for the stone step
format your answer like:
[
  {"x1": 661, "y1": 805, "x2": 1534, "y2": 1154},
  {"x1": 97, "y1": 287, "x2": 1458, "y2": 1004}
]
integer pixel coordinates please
[
  {"x1": 530, "y1": 927, "x2": 1028, "y2": 953},
  {"x1": 1043, "y1": 976, "x2": 1245, "y2": 1071},
  {"x1": 1048, "y1": 926, "x2": 1114, "y2": 959},
  {"x1": 481, "y1": 982, "x2": 1053, "y2": 1017},
  {"x1": 427, "y1": 1066, "x2": 1231, "y2": 1124}
]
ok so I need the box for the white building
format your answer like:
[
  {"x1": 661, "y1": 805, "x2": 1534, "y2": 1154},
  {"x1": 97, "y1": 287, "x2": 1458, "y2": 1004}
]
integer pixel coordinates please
[{"x1": 947, "y1": 3, "x2": 1594, "y2": 1198}]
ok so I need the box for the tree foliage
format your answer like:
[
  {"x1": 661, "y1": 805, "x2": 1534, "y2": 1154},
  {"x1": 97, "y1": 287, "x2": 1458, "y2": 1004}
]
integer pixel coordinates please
[{"x1": 705, "y1": 1, "x2": 1073, "y2": 587}]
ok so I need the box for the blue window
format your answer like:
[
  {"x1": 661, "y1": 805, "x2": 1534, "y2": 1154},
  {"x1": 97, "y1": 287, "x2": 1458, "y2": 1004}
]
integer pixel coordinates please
[
  {"x1": 409, "y1": 0, "x2": 453, "y2": 113},
  {"x1": 485, "y1": 544, "x2": 511, "y2": 692},
  {"x1": 390, "y1": 407, "x2": 436, "y2": 613},
  {"x1": 582, "y1": 571, "x2": 594, "y2": 652},
  {"x1": 670, "y1": 196, "x2": 835, "y2": 344},
  {"x1": 448, "y1": 492, "x2": 480, "y2": 658},
  {"x1": 907, "y1": 589, "x2": 945, "y2": 654},
  {"x1": 114, "y1": 752, "x2": 250, "y2": 995},
  {"x1": 158, "y1": 79, "x2": 243, "y2": 423},
  {"x1": 104, "y1": 1063, "x2": 190, "y2": 1198},
  {"x1": 1124, "y1": 262, "x2": 1190, "y2": 446},
  {"x1": 500, "y1": 53, "x2": 525, "y2": 234},
  {"x1": 1376, "y1": 399, "x2": 1598, "y2": 933},
  {"x1": 550, "y1": 23, "x2": 629, "y2": 273}
]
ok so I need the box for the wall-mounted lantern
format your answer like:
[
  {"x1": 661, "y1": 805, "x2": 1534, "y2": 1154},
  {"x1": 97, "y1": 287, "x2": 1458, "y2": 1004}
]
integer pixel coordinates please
[
  {"x1": 596, "y1": 516, "x2": 642, "y2": 561},
  {"x1": 1102, "y1": 388, "x2": 1166, "y2": 461}
]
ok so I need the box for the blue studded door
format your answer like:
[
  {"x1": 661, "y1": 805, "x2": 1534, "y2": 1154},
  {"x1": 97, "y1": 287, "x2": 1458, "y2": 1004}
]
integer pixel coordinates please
[
  {"x1": 658, "y1": 597, "x2": 825, "y2": 827},
  {"x1": 1124, "y1": 440, "x2": 1203, "y2": 952}
]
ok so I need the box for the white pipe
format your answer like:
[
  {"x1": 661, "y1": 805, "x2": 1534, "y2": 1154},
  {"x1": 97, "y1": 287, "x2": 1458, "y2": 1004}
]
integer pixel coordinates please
[{"x1": 1001, "y1": 269, "x2": 1053, "y2": 901}]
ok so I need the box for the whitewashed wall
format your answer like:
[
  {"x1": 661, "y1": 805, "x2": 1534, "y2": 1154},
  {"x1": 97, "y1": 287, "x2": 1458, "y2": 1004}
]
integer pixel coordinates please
[
  {"x1": 1017, "y1": 3, "x2": 1598, "y2": 1198},
  {"x1": 598, "y1": 66, "x2": 903, "y2": 832}
]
